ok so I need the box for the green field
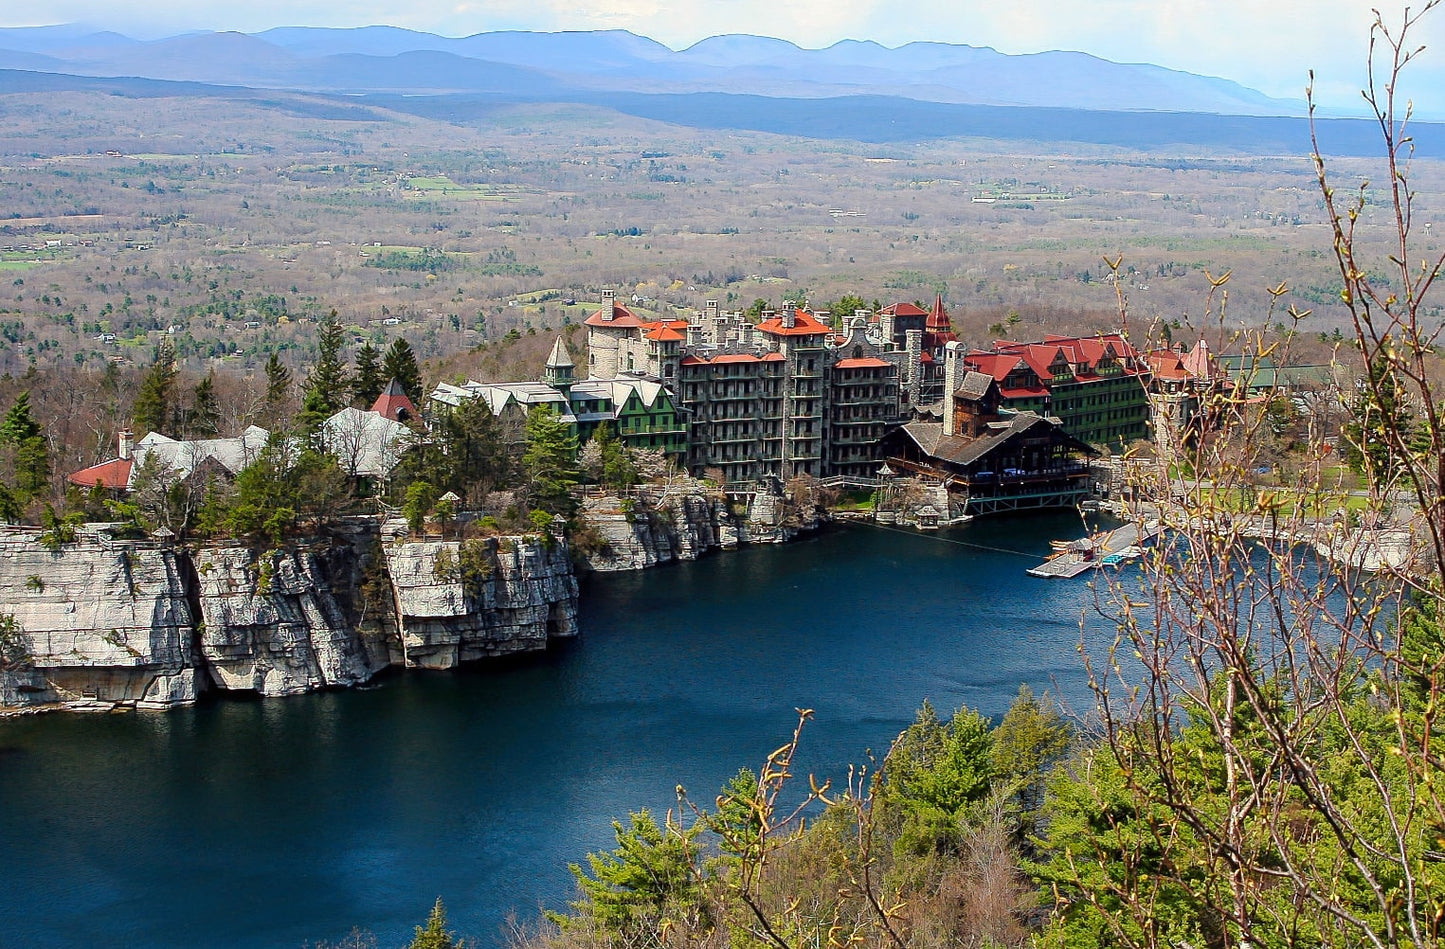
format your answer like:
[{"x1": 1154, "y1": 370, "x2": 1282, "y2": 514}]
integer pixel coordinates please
[{"x1": 403, "y1": 175, "x2": 541, "y2": 201}]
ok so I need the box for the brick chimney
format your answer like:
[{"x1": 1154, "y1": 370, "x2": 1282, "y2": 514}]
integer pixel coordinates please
[
  {"x1": 118, "y1": 429, "x2": 134, "y2": 460},
  {"x1": 601, "y1": 288, "x2": 615, "y2": 321}
]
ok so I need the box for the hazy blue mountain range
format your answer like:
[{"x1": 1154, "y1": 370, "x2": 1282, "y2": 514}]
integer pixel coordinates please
[{"x1": 0, "y1": 24, "x2": 1302, "y2": 115}]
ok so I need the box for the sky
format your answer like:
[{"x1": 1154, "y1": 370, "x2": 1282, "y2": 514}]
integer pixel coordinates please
[{"x1": 5, "y1": 0, "x2": 1444, "y2": 111}]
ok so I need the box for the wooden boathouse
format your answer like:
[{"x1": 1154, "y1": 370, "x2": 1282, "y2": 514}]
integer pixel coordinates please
[{"x1": 883, "y1": 345, "x2": 1097, "y2": 517}]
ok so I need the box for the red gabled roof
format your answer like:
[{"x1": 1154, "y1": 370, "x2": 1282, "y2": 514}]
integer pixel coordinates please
[
  {"x1": 585, "y1": 300, "x2": 647, "y2": 327},
  {"x1": 644, "y1": 325, "x2": 686, "y2": 342},
  {"x1": 371, "y1": 379, "x2": 418, "y2": 422},
  {"x1": 880, "y1": 302, "x2": 928, "y2": 317},
  {"x1": 964, "y1": 351, "x2": 1023, "y2": 382},
  {"x1": 1147, "y1": 349, "x2": 1192, "y2": 381},
  {"x1": 761, "y1": 352, "x2": 786, "y2": 362},
  {"x1": 69, "y1": 457, "x2": 133, "y2": 489},
  {"x1": 757, "y1": 309, "x2": 831, "y2": 337},
  {"x1": 834, "y1": 357, "x2": 892, "y2": 370},
  {"x1": 711, "y1": 353, "x2": 763, "y2": 364}
]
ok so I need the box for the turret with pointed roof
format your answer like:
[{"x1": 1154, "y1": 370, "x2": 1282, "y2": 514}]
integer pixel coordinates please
[
  {"x1": 544, "y1": 335, "x2": 576, "y2": 392},
  {"x1": 924, "y1": 293, "x2": 957, "y2": 349},
  {"x1": 371, "y1": 378, "x2": 418, "y2": 423}
]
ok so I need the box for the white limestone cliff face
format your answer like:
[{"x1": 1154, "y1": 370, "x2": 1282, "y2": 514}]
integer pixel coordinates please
[
  {"x1": 0, "y1": 526, "x2": 579, "y2": 714},
  {"x1": 0, "y1": 528, "x2": 197, "y2": 709},
  {"x1": 194, "y1": 545, "x2": 386, "y2": 696},
  {"x1": 383, "y1": 534, "x2": 578, "y2": 669},
  {"x1": 574, "y1": 478, "x2": 824, "y2": 571}
]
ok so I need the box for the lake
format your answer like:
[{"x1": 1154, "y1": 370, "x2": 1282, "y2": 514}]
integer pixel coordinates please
[{"x1": 0, "y1": 515, "x2": 1118, "y2": 948}]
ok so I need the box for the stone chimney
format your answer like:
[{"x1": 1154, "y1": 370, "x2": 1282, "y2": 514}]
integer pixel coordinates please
[
  {"x1": 905, "y1": 328, "x2": 923, "y2": 393},
  {"x1": 601, "y1": 288, "x2": 615, "y2": 321},
  {"x1": 942, "y1": 342, "x2": 960, "y2": 436},
  {"x1": 118, "y1": 429, "x2": 134, "y2": 461},
  {"x1": 705, "y1": 299, "x2": 719, "y2": 322},
  {"x1": 782, "y1": 301, "x2": 797, "y2": 330}
]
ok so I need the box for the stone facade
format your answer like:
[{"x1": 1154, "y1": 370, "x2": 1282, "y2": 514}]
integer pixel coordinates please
[{"x1": 587, "y1": 296, "x2": 908, "y2": 483}]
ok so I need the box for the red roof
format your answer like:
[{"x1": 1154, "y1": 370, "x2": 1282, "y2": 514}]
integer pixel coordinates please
[
  {"x1": 834, "y1": 357, "x2": 892, "y2": 370},
  {"x1": 585, "y1": 300, "x2": 647, "y2": 327},
  {"x1": 924, "y1": 293, "x2": 957, "y2": 346},
  {"x1": 761, "y1": 352, "x2": 785, "y2": 362},
  {"x1": 711, "y1": 353, "x2": 764, "y2": 364},
  {"x1": 645, "y1": 326, "x2": 686, "y2": 342},
  {"x1": 371, "y1": 379, "x2": 418, "y2": 422},
  {"x1": 880, "y1": 302, "x2": 928, "y2": 317},
  {"x1": 69, "y1": 457, "x2": 133, "y2": 489},
  {"x1": 757, "y1": 309, "x2": 831, "y2": 337}
]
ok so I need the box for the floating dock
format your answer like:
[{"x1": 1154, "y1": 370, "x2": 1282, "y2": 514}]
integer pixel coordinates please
[{"x1": 1027, "y1": 522, "x2": 1160, "y2": 579}]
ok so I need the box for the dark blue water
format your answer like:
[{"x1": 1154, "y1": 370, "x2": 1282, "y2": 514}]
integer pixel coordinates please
[{"x1": 0, "y1": 517, "x2": 1117, "y2": 949}]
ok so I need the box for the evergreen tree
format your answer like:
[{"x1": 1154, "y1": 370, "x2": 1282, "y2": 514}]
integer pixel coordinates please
[
  {"x1": 1342, "y1": 353, "x2": 1415, "y2": 481},
  {"x1": 133, "y1": 342, "x2": 178, "y2": 436},
  {"x1": 407, "y1": 899, "x2": 459, "y2": 949},
  {"x1": 264, "y1": 353, "x2": 292, "y2": 410},
  {"x1": 2, "y1": 391, "x2": 49, "y2": 505},
  {"x1": 187, "y1": 372, "x2": 221, "y2": 438},
  {"x1": 351, "y1": 341, "x2": 384, "y2": 407},
  {"x1": 382, "y1": 337, "x2": 422, "y2": 402},
  {"x1": 990, "y1": 683, "x2": 1071, "y2": 822},
  {"x1": 522, "y1": 406, "x2": 580, "y2": 516},
  {"x1": 562, "y1": 810, "x2": 700, "y2": 937},
  {"x1": 299, "y1": 309, "x2": 349, "y2": 434},
  {"x1": 0, "y1": 392, "x2": 40, "y2": 444}
]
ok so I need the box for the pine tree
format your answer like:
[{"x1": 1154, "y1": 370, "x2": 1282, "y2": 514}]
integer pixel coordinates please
[
  {"x1": 188, "y1": 372, "x2": 221, "y2": 438},
  {"x1": 264, "y1": 353, "x2": 292, "y2": 410},
  {"x1": 351, "y1": 341, "x2": 384, "y2": 407},
  {"x1": 0, "y1": 392, "x2": 40, "y2": 444},
  {"x1": 407, "y1": 898, "x2": 459, "y2": 949},
  {"x1": 1342, "y1": 353, "x2": 1415, "y2": 481},
  {"x1": 299, "y1": 309, "x2": 349, "y2": 434},
  {"x1": 523, "y1": 406, "x2": 580, "y2": 516},
  {"x1": 383, "y1": 337, "x2": 422, "y2": 402},
  {"x1": 133, "y1": 342, "x2": 178, "y2": 436}
]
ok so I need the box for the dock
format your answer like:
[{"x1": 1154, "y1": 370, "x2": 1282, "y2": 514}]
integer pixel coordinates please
[{"x1": 1027, "y1": 521, "x2": 1160, "y2": 579}]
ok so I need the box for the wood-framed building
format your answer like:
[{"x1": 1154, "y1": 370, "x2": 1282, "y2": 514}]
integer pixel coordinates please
[{"x1": 882, "y1": 345, "x2": 1096, "y2": 517}]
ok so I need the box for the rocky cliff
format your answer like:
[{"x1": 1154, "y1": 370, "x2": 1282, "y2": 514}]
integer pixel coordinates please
[
  {"x1": 574, "y1": 476, "x2": 825, "y2": 572},
  {"x1": 0, "y1": 527, "x2": 197, "y2": 709},
  {"x1": 194, "y1": 545, "x2": 386, "y2": 696},
  {"x1": 0, "y1": 525, "x2": 578, "y2": 714},
  {"x1": 384, "y1": 535, "x2": 578, "y2": 669}
]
